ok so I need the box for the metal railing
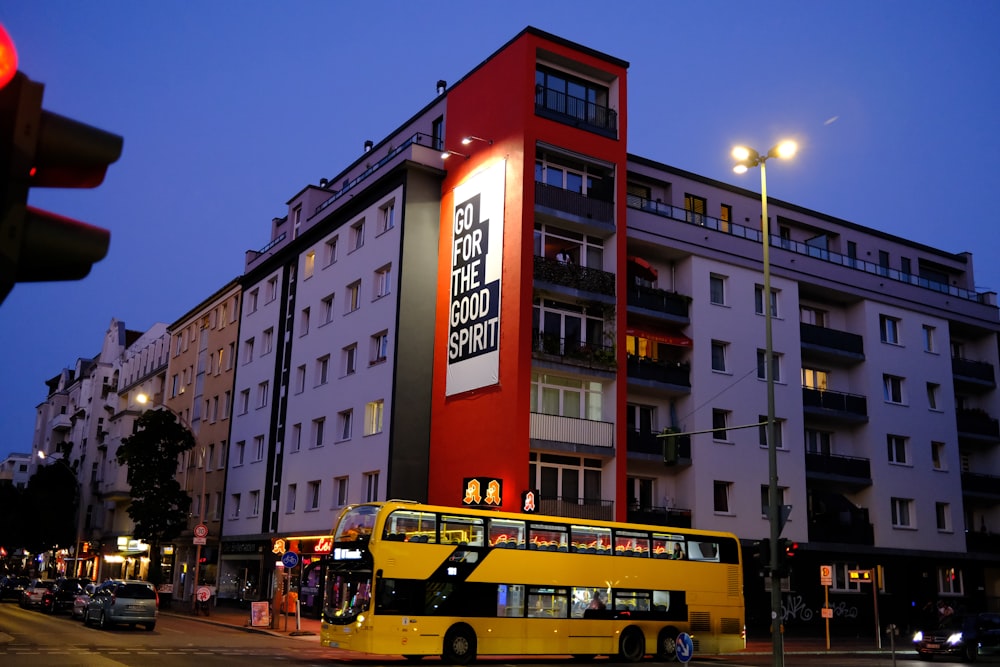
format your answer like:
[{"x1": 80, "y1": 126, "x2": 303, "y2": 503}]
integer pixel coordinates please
[
  {"x1": 529, "y1": 412, "x2": 614, "y2": 449},
  {"x1": 627, "y1": 284, "x2": 690, "y2": 318},
  {"x1": 537, "y1": 495, "x2": 614, "y2": 522},
  {"x1": 802, "y1": 387, "x2": 868, "y2": 418},
  {"x1": 799, "y1": 322, "x2": 864, "y2": 357},
  {"x1": 532, "y1": 330, "x2": 616, "y2": 370},
  {"x1": 626, "y1": 356, "x2": 691, "y2": 388},
  {"x1": 533, "y1": 255, "x2": 616, "y2": 296},
  {"x1": 535, "y1": 181, "x2": 614, "y2": 223},
  {"x1": 804, "y1": 452, "x2": 872, "y2": 481},
  {"x1": 535, "y1": 85, "x2": 617, "y2": 135}
]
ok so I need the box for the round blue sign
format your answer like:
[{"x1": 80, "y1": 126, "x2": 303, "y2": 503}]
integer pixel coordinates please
[
  {"x1": 676, "y1": 632, "x2": 694, "y2": 663},
  {"x1": 281, "y1": 551, "x2": 299, "y2": 568}
]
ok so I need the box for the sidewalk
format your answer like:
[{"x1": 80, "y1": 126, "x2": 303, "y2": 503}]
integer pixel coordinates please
[{"x1": 160, "y1": 600, "x2": 322, "y2": 641}]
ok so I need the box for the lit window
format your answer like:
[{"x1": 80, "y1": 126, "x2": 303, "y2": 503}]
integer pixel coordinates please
[
  {"x1": 304, "y1": 251, "x2": 316, "y2": 279},
  {"x1": 365, "y1": 400, "x2": 384, "y2": 436}
]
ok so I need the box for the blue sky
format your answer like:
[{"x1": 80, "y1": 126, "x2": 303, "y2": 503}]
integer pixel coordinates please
[{"x1": 2, "y1": 1, "x2": 999, "y2": 461}]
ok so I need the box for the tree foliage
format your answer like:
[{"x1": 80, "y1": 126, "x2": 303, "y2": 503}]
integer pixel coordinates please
[
  {"x1": 23, "y1": 461, "x2": 78, "y2": 554},
  {"x1": 116, "y1": 409, "x2": 194, "y2": 585}
]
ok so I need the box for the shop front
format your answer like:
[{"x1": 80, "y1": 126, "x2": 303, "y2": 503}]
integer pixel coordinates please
[{"x1": 218, "y1": 539, "x2": 269, "y2": 604}]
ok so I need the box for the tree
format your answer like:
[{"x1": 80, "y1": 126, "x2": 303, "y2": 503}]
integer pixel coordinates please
[
  {"x1": 116, "y1": 409, "x2": 194, "y2": 586},
  {"x1": 23, "y1": 461, "x2": 78, "y2": 558}
]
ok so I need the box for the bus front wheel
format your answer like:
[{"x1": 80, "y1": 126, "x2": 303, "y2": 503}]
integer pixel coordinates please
[
  {"x1": 619, "y1": 627, "x2": 646, "y2": 663},
  {"x1": 656, "y1": 627, "x2": 680, "y2": 662},
  {"x1": 442, "y1": 623, "x2": 477, "y2": 665}
]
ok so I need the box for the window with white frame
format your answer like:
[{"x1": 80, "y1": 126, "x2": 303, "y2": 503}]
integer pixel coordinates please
[
  {"x1": 756, "y1": 349, "x2": 782, "y2": 382},
  {"x1": 365, "y1": 400, "x2": 384, "y2": 436},
  {"x1": 234, "y1": 440, "x2": 245, "y2": 466},
  {"x1": 938, "y1": 566, "x2": 963, "y2": 595},
  {"x1": 300, "y1": 308, "x2": 310, "y2": 336},
  {"x1": 532, "y1": 298, "x2": 606, "y2": 353},
  {"x1": 324, "y1": 236, "x2": 338, "y2": 266},
  {"x1": 338, "y1": 409, "x2": 353, "y2": 441},
  {"x1": 364, "y1": 471, "x2": 380, "y2": 502},
  {"x1": 304, "y1": 251, "x2": 316, "y2": 279},
  {"x1": 321, "y1": 294, "x2": 335, "y2": 325},
  {"x1": 247, "y1": 288, "x2": 258, "y2": 313},
  {"x1": 243, "y1": 337, "x2": 255, "y2": 363},
  {"x1": 307, "y1": 480, "x2": 321, "y2": 511},
  {"x1": 710, "y1": 340, "x2": 728, "y2": 372},
  {"x1": 805, "y1": 428, "x2": 832, "y2": 455},
  {"x1": 709, "y1": 274, "x2": 726, "y2": 305},
  {"x1": 754, "y1": 284, "x2": 778, "y2": 317},
  {"x1": 230, "y1": 493, "x2": 241, "y2": 519},
  {"x1": 253, "y1": 435, "x2": 265, "y2": 462},
  {"x1": 532, "y1": 223, "x2": 604, "y2": 269},
  {"x1": 238, "y1": 389, "x2": 250, "y2": 415},
  {"x1": 712, "y1": 409, "x2": 730, "y2": 441},
  {"x1": 713, "y1": 480, "x2": 732, "y2": 513},
  {"x1": 800, "y1": 305, "x2": 827, "y2": 327},
  {"x1": 335, "y1": 476, "x2": 349, "y2": 507},
  {"x1": 879, "y1": 315, "x2": 901, "y2": 344},
  {"x1": 371, "y1": 331, "x2": 388, "y2": 364},
  {"x1": 343, "y1": 344, "x2": 357, "y2": 375},
  {"x1": 758, "y1": 416, "x2": 784, "y2": 449},
  {"x1": 926, "y1": 382, "x2": 940, "y2": 410},
  {"x1": 290, "y1": 423, "x2": 301, "y2": 453},
  {"x1": 801, "y1": 367, "x2": 828, "y2": 391},
  {"x1": 286, "y1": 484, "x2": 297, "y2": 513},
  {"x1": 257, "y1": 381, "x2": 269, "y2": 408},
  {"x1": 887, "y1": 434, "x2": 909, "y2": 465},
  {"x1": 249, "y1": 490, "x2": 260, "y2": 517},
  {"x1": 883, "y1": 374, "x2": 904, "y2": 404},
  {"x1": 346, "y1": 281, "x2": 361, "y2": 313},
  {"x1": 936, "y1": 502, "x2": 951, "y2": 531},
  {"x1": 922, "y1": 324, "x2": 936, "y2": 352},
  {"x1": 529, "y1": 372, "x2": 602, "y2": 420},
  {"x1": 218, "y1": 439, "x2": 227, "y2": 468},
  {"x1": 891, "y1": 497, "x2": 913, "y2": 528},
  {"x1": 931, "y1": 441, "x2": 946, "y2": 470},
  {"x1": 316, "y1": 355, "x2": 330, "y2": 385},
  {"x1": 295, "y1": 364, "x2": 306, "y2": 394},
  {"x1": 227, "y1": 342, "x2": 235, "y2": 369},
  {"x1": 311, "y1": 417, "x2": 325, "y2": 448},
  {"x1": 759, "y1": 484, "x2": 789, "y2": 516},
  {"x1": 266, "y1": 275, "x2": 279, "y2": 302},
  {"x1": 262, "y1": 327, "x2": 273, "y2": 355},
  {"x1": 378, "y1": 201, "x2": 395, "y2": 234},
  {"x1": 350, "y1": 219, "x2": 365, "y2": 251},
  {"x1": 374, "y1": 265, "x2": 391, "y2": 299},
  {"x1": 223, "y1": 391, "x2": 231, "y2": 420}
]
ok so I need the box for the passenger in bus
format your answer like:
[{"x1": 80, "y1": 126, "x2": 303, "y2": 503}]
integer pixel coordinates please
[
  {"x1": 672, "y1": 543, "x2": 686, "y2": 560},
  {"x1": 588, "y1": 592, "x2": 606, "y2": 610}
]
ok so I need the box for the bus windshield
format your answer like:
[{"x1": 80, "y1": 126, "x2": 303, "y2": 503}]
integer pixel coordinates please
[
  {"x1": 334, "y1": 505, "x2": 378, "y2": 542},
  {"x1": 326, "y1": 572, "x2": 372, "y2": 622}
]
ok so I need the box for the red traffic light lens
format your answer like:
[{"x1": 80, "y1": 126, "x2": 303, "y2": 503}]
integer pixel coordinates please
[{"x1": 0, "y1": 23, "x2": 17, "y2": 89}]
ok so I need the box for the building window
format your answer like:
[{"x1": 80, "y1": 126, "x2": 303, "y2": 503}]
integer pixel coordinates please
[
  {"x1": 247, "y1": 288, "x2": 258, "y2": 313},
  {"x1": 719, "y1": 204, "x2": 732, "y2": 232},
  {"x1": 256, "y1": 381, "x2": 269, "y2": 408},
  {"x1": 230, "y1": 493, "x2": 241, "y2": 519},
  {"x1": 758, "y1": 416, "x2": 784, "y2": 449},
  {"x1": 936, "y1": 502, "x2": 951, "y2": 532},
  {"x1": 338, "y1": 409, "x2": 353, "y2": 441},
  {"x1": 709, "y1": 274, "x2": 726, "y2": 305},
  {"x1": 683, "y1": 193, "x2": 706, "y2": 225},
  {"x1": 926, "y1": 383, "x2": 940, "y2": 410},
  {"x1": 290, "y1": 423, "x2": 301, "y2": 453},
  {"x1": 295, "y1": 364, "x2": 306, "y2": 394},
  {"x1": 335, "y1": 477, "x2": 349, "y2": 507},
  {"x1": 431, "y1": 115, "x2": 445, "y2": 151},
  {"x1": 286, "y1": 484, "x2": 297, "y2": 513},
  {"x1": 311, "y1": 417, "x2": 325, "y2": 448},
  {"x1": 931, "y1": 441, "x2": 946, "y2": 470},
  {"x1": 253, "y1": 435, "x2": 265, "y2": 462},
  {"x1": 316, "y1": 355, "x2": 330, "y2": 385},
  {"x1": 365, "y1": 400, "x2": 384, "y2": 436},
  {"x1": 756, "y1": 349, "x2": 782, "y2": 382},
  {"x1": 350, "y1": 219, "x2": 365, "y2": 251},
  {"x1": 243, "y1": 337, "x2": 255, "y2": 363},
  {"x1": 887, "y1": 434, "x2": 909, "y2": 465},
  {"x1": 343, "y1": 344, "x2": 357, "y2": 375},
  {"x1": 346, "y1": 281, "x2": 361, "y2": 313},
  {"x1": 266, "y1": 275, "x2": 279, "y2": 302},
  {"x1": 530, "y1": 372, "x2": 602, "y2": 421},
  {"x1": 891, "y1": 497, "x2": 913, "y2": 528},
  {"x1": 801, "y1": 367, "x2": 828, "y2": 390},
  {"x1": 712, "y1": 409, "x2": 730, "y2": 441},
  {"x1": 374, "y1": 265, "x2": 391, "y2": 299},
  {"x1": 324, "y1": 236, "x2": 338, "y2": 266},
  {"x1": 800, "y1": 305, "x2": 827, "y2": 327},
  {"x1": 321, "y1": 294, "x2": 335, "y2": 324},
  {"x1": 760, "y1": 485, "x2": 788, "y2": 516},
  {"x1": 371, "y1": 331, "x2": 388, "y2": 364},
  {"x1": 710, "y1": 340, "x2": 728, "y2": 372},
  {"x1": 249, "y1": 490, "x2": 260, "y2": 517},
  {"x1": 938, "y1": 567, "x2": 963, "y2": 595},
  {"x1": 879, "y1": 315, "x2": 901, "y2": 344},
  {"x1": 300, "y1": 308, "x2": 310, "y2": 336},
  {"x1": 304, "y1": 251, "x2": 316, "y2": 279},
  {"x1": 713, "y1": 481, "x2": 732, "y2": 513},
  {"x1": 754, "y1": 285, "x2": 778, "y2": 317},
  {"x1": 883, "y1": 374, "x2": 904, "y2": 404},
  {"x1": 262, "y1": 327, "x2": 274, "y2": 355},
  {"x1": 307, "y1": 481, "x2": 321, "y2": 511},
  {"x1": 238, "y1": 389, "x2": 250, "y2": 415},
  {"x1": 378, "y1": 201, "x2": 395, "y2": 234},
  {"x1": 922, "y1": 324, "x2": 936, "y2": 352},
  {"x1": 535, "y1": 65, "x2": 612, "y2": 131},
  {"x1": 235, "y1": 440, "x2": 245, "y2": 466},
  {"x1": 227, "y1": 342, "x2": 235, "y2": 370},
  {"x1": 364, "y1": 471, "x2": 380, "y2": 502},
  {"x1": 805, "y1": 429, "x2": 832, "y2": 455}
]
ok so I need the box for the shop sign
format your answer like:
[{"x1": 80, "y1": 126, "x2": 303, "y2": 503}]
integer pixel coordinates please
[{"x1": 462, "y1": 477, "x2": 502, "y2": 506}]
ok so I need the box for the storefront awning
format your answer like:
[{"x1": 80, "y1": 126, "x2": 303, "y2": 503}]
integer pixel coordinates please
[{"x1": 626, "y1": 328, "x2": 693, "y2": 348}]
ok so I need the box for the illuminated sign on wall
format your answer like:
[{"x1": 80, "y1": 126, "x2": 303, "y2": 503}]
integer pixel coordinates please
[
  {"x1": 446, "y1": 160, "x2": 506, "y2": 396},
  {"x1": 522, "y1": 490, "x2": 539, "y2": 513},
  {"x1": 462, "y1": 477, "x2": 502, "y2": 506}
]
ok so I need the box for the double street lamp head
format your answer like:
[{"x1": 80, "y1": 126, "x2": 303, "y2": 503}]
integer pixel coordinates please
[{"x1": 732, "y1": 140, "x2": 797, "y2": 173}]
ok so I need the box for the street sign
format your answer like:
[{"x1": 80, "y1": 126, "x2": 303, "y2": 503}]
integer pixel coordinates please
[
  {"x1": 196, "y1": 586, "x2": 211, "y2": 602},
  {"x1": 821, "y1": 607, "x2": 833, "y2": 619},
  {"x1": 281, "y1": 551, "x2": 299, "y2": 568},
  {"x1": 820, "y1": 564, "x2": 833, "y2": 586},
  {"x1": 676, "y1": 632, "x2": 694, "y2": 663},
  {"x1": 193, "y1": 523, "x2": 208, "y2": 545}
]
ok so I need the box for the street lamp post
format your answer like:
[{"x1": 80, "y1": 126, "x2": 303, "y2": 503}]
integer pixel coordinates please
[{"x1": 732, "y1": 140, "x2": 797, "y2": 667}]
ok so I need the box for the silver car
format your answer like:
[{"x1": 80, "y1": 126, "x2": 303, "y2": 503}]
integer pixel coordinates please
[{"x1": 83, "y1": 579, "x2": 158, "y2": 630}]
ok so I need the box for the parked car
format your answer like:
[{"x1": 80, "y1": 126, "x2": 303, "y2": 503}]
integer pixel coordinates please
[
  {"x1": 19, "y1": 579, "x2": 56, "y2": 609},
  {"x1": 913, "y1": 611, "x2": 1000, "y2": 661},
  {"x1": 83, "y1": 579, "x2": 158, "y2": 630},
  {"x1": 42, "y1": 577, "x2": 92, "y2": 614},
  {"x1": 0, "y1": 576, "x2": 29, "y2": 602},
  {"x1": 71, "y1": 583, "x2": 96, "y2": 620}
]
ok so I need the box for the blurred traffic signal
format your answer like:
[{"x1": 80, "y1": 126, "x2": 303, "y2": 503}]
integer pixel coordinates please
[
  {"x1": 756, "y1": 538, "x2": 771, "y2": 568},
  {"x1": 0, "y1": 25, "x2": 123, "y2": 303},
  {"x1": 775, "y1": 537, "x2": 798, "y2": 576}
]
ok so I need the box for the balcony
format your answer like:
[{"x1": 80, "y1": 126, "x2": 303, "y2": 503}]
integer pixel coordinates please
[
  {"x1": 956, "y1": 408, "x2": 1000, "y2": 444},
  {"x1": 802, "y1": 387, "x2": 868, "y2": 424},
  {"x1": 805, "y1": 452, "x2": 872, "y2": 488},
  {"x1": 961, "y1": 471, "x2": 1000, "y2": 502},
  {"x1": 534, "y1": 255, "x2": 616, "y2": 298},
  {"x1": 966, "y1": 530, "x2": 1000, "y2": 554},
  {"x1": 627, "y1": 284, "x2": 690, "y2": 322},
  {"x1": 627, "y1": 356, "x2": 691, "y2": 393},
  {"x1": 49, "y1": 413, "x2": 72, "y2": 432},
  {"x1": 529, "y1": 412, "x2": 614, "y2": 450},
  {"x1": 626, "y1": 429, "x2": 692, "y2": 466},
  {"x1": 807, "y1": 492, "x2": 874, "y2": 546},
  {"x1": 952, "y1": 357, "x2": 997, "y2": 394},
  {"x1": 532, "y1": 331, "x2": 616, "y2": 372},
  {"x1": 535, "y1": 84, "x2": 617, "y2": 138},
  {"x1": 537, "y1": 495, "x2": 614, "y2": 522},
  {"x1": 535, "y1": 182, "x2": 614, "y2": 227},
  {"x1": 799, "y1": 323, "x2": 865, "y2": 365},
  {"x1": 627, "y1": 505, "x2": 693, "y2": 529}
]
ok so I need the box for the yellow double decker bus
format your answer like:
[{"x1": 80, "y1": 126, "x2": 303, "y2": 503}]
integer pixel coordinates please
[{"x1": 320, "y1": 500, "x2": 744, "y2": 663}]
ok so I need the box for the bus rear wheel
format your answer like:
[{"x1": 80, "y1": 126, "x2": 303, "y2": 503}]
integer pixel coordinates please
[
  {"x1": 656, "y1": 627, "x2": 680, "y2": 661},
  {"x1": 442, "y1": 623, "x2": 477, "y2": 665},
  {"x1": 619, "y1": 627, "x2": 646, "y2": 662}
]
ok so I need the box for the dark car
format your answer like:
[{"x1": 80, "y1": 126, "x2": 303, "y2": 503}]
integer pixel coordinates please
[
  {"x1": 913, "y1": 611, "x2": 1000, "y2": 661},
  {"x1": 20, "y1": 578, "x2": 56, "y2": 609},
  {"x1": 42, "y1": 577, "x2": 92, "y2": 614},
  {"x1": 0, "y1": 576, "x2": 29, "y2": 602}
]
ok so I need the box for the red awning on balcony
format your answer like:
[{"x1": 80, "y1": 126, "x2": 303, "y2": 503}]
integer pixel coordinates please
[
  {"x1": 626, "y1": 328, "x2": 692, "y2": 348},
  {"x1": 627, "y1": 256, "x2": 658, "y2": 281}
]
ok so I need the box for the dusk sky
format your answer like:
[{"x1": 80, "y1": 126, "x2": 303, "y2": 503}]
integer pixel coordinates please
[{"x1": 2, "y1": 1, "x2": 998, "y2": 462}]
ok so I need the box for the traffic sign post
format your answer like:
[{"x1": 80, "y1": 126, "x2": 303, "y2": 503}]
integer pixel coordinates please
[
  {"x1": 676, "y1": 632, "x2": 694, "y2": 663},
  {"x1": 820, "y1": 565, "x2": 833, "y2": 649}
]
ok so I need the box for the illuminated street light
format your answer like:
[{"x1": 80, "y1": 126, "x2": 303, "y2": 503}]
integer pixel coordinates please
[{"x1": 731, "y1": 139, "x2": 796, "y2": 667}]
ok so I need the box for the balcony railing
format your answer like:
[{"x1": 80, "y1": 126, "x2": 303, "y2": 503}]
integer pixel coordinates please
[
  {"x1": 530, "y1": 412, "x2": 614, "y2": 449},
  {"x1": 802, "y1": 387, "x2": 868, "y2": 420},
  {"x1": 799, "y1": 322, "x2": 864, "y2": 360},
  {"x1": 535, "y1": 85, "x2": 617, "y2": 137},
  {"x1": 532, "y1": 330, "x2": 616, "y2": 371},
  {"x1": 627, "y1": 356, "x2": 691, "y2": 389},
  {"x1": 627, "y1": 284, "x2": 690, "y2": 319},
  {"x1": 805, "y1": 452, "x2": 872, "y2": 484},
  {"x1": 956, "y1": 409, "x2": 1000, "y2": 440},
  {"x1": 534, "y1": 255, "x2": 616, "y2": 296},
  {"x1": 626, "y1": 430, "x2": 692, "y2": 463},
  {"x1": 535, "y1": 182, "x2": 614, "y2": 224},
  {"x1": 962, "y1": 471, "x2": 1000, "y2": 499},
  {"x1": 537, "y1": 495, "x2": 614, "y2": 522},
  {"x1": 966, "y1": 530, "x2": 1000, "y2": 554},
  {"x1": 952, "y1": 356, "x2": 997, "y2": 390},
  {"x1": 626, "y1": 194, "x2": 991, "y2": 304},
  {"x1": 627, "y1": 506, "x2": 693, "y2": 529},
  {"x1": 49, "y1": 413, "x2": 72, "y2": 432}
]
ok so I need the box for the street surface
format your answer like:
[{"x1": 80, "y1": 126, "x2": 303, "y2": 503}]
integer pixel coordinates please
[{"x1": 3, "y1": 600, "x2": 999, "y2": 666}]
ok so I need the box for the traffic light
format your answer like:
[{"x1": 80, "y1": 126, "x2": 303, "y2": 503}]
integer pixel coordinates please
[
  {"x1": 775, "y1": 538, "x2": 798, "y2": 576},
  {"x1": 756, "y1": 538, "x2": 770, "y2": 568},
  {"x1": 0, "y1": 25, "x2": 123, "y2": 303}
]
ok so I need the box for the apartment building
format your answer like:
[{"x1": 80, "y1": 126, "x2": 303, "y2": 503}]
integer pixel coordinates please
[{"x1": 0, "y1": 452, "x2": 31, "y2": 489}]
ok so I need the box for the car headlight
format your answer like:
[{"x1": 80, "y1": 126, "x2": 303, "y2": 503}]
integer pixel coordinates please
[
  {"x1": 947, "y1": 632, "x2": 963, "y2": 646},
  {"x1": 912, "y1": 631, "x2": 923, "y2": 642}
]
